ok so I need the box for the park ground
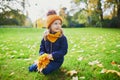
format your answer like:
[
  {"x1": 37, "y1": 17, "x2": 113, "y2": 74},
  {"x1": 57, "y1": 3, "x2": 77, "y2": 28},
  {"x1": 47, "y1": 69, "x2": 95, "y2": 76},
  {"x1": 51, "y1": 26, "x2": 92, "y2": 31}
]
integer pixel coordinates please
[{"x1": 0, "y1": 28, "x2": 120, "y2": 80}]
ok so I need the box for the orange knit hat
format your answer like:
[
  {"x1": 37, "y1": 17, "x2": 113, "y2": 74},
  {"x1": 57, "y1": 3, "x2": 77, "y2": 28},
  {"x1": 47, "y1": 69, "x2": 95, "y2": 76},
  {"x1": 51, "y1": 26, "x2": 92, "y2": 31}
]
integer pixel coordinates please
[{"x1": 46, "y1": 10, "x2": 62, "y2": 28}]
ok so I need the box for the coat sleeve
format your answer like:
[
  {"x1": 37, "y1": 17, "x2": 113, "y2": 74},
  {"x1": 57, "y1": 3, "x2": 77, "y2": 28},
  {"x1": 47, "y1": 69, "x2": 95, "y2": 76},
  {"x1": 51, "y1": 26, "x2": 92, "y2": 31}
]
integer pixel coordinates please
[
  {"x1": 51, "y1": 36, "x2": 68, "y2": 59},
  {"x1": 39, "y1": 38, "x2": 46, "y2": 55}
]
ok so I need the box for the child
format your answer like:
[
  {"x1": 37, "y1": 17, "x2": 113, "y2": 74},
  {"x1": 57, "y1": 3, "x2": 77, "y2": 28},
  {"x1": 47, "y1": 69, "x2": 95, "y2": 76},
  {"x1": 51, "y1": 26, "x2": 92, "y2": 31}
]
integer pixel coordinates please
[{"x1": 29, "y1": 10, "x2": 68, "y2": 75}]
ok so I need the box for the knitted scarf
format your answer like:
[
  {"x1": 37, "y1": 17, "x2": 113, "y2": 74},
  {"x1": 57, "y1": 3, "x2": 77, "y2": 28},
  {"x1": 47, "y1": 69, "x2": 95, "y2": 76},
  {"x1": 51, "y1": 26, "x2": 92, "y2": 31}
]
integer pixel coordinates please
[{"x1": 47, "y1": 31, "x2": 61, "y2": 43}]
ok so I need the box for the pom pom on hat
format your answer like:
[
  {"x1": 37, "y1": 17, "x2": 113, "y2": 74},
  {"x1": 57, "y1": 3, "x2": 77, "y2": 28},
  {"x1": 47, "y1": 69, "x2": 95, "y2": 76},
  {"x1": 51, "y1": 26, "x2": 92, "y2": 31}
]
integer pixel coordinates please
[{"x1": 46, "y1": 10, "x2": 62, "y2": 28}]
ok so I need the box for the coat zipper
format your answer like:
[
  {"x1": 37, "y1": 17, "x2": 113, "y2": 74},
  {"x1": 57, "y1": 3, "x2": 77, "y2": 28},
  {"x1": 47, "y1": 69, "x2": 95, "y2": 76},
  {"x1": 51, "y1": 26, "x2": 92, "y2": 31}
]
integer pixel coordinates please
[{"x1": 50, "y1": 42, "x2": 52, "y2": 54}]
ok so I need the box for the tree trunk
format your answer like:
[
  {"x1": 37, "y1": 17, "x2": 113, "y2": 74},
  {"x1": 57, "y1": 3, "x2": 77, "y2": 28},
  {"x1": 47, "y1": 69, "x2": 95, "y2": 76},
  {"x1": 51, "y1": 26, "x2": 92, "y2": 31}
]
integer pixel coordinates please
[
  {"x1": 117, "y1": 0, "x2": 120, "y2": 18},
  {"x1": 98, "y1": 0, "x2": 104, "y2": 21}
]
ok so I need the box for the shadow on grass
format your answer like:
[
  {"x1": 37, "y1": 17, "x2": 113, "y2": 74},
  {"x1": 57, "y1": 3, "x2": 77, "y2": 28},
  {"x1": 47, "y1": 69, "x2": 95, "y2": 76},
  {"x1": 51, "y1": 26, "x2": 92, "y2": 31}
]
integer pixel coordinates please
[
  {"x1": 45, "y1": 69, "x2": 69, "y2": 80},
  {"x1": 34, "y1": 67, "x2": 70, "y2": 80}
]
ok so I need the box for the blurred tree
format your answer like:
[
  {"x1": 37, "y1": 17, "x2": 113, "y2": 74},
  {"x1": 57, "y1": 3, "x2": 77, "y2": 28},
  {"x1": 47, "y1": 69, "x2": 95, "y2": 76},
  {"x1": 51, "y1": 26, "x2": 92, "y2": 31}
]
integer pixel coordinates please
[
  {"x1": 103, "y1": 0, "x2": 120, "y2": 28},
  {"x1": 0, "y1": 10, "x2": 26, "y2": 25},
  {"x1": 33, "y1": 18, "x2": 44, "y2": 28},
  {"x1": 59, "y1": 7, "x2": 70, "y2": 27},
  {"x1": 104, "y1": 0, "x2": 120, "y2": 18},
  {"x1": 0, "y1": 0, "x2": 31, "y2": 26}
]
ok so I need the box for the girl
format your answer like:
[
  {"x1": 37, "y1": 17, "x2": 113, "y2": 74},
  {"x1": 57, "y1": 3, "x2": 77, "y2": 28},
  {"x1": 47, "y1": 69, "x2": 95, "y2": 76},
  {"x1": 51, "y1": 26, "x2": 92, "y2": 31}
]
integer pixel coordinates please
[{"x1": 29, "y1": 10, "x2": 68, "y2": 75}]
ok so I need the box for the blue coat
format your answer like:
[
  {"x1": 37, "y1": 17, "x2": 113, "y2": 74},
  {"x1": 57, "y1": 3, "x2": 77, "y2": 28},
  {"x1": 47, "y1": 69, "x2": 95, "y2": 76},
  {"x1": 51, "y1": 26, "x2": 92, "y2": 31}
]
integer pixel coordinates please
[
  {"x1": 40, "y1": 35, "x2": 68, "y2": 74},
  {"x1": 29, "y1": 35, "x2": 68, "y2": 75}
]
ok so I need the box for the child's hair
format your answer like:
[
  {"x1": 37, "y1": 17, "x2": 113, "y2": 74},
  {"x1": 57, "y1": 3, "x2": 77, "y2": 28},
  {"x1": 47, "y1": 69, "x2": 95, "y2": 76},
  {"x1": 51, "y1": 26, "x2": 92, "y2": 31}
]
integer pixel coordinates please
[{"x1": 43, "y1": 10, "x2": 63, "y2": 41}]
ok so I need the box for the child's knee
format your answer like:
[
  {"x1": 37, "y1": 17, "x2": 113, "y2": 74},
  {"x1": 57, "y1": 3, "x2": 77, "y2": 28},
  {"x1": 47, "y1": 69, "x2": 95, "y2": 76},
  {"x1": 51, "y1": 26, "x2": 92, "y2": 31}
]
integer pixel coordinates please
[{"x1": 29, "y1": 64, "x2": 37, "y2": 72}]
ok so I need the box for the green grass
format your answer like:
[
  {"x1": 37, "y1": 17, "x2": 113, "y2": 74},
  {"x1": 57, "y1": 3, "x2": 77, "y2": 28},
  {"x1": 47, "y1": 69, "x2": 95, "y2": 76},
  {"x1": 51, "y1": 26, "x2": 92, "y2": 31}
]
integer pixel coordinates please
[{"x1": 0, "y1": 28, "x2": 120, "y2": 80}]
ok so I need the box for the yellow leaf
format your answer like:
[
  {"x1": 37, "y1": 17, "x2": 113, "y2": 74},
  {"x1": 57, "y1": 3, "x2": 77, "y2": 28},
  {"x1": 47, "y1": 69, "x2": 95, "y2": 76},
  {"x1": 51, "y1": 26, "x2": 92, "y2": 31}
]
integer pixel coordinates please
[
  {"x1": 100, "y1": 69, "x2": 120, "y2": 77},
  {"x1": 106, "y1": 70, "x2": 120, "y2": 77},
  {"x1": 37, "y1": 53, "x2": 50, "y2": 72}
]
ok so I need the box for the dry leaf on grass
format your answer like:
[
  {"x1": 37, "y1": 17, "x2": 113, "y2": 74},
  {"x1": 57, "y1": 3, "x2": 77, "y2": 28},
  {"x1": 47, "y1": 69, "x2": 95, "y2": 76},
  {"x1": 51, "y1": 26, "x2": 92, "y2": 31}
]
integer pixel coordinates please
[
  {"x1": 72, "y1": 76, "x2": 78, "y2": 80},
  {"x1": 111, "y1": 61, "x2": 117, "y2": 65},
  {"x1": 100, "y1": 69, "x2": 120, "y2": 77},
  {"x1": 80, "y1": 76, "x2": 85, "y2": 79},
  {"x1": 97, "y1": 63, "x2": 104, "y2": 68},
  {"x1": 66, "y1": 70, "x2": 78, "y2": 76},
  {"x1": 78, "y1": 57, "x2": 83, "y2": 61},
  {"x1": 88, "y1": 60, "x2": 100, "y2": 66},
  {"x1": 60, "y1": 68, "x2": 67, "y2": 73},
  {"x1": 10, "y1": 72, "x2": 15, "y2": 76},
  {"x1": 118, "y1": 65, "x2": 120, "y2": 69}
]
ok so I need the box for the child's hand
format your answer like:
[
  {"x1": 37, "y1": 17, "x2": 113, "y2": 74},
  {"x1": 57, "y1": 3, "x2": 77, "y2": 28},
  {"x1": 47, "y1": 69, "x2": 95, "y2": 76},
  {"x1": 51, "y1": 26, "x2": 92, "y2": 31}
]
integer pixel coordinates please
[{"x1": 47, "y1": 54, "x2": 53, "y2": 60}]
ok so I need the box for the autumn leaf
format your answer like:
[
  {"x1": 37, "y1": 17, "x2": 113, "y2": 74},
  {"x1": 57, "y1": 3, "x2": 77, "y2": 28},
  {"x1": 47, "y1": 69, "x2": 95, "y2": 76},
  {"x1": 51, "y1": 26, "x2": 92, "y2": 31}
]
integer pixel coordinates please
[
  {"x1": 78, "y1": 57, "x2": 83, "y2": 61},
  {"x1": 100, "y1": 69, "x2": 120, "y2": 77},
  {"x1": 100, "y1": 69, "x2": 107, "y2": 73},
  {"x1": 76, "y1": 50, "x2": 84, "y2": 53},
  {"x1": 97, "y1": 63, "x2": 104, "y2": 68},
  {"x1": 111, "y1": 61, "x2": 116, "y2": 65},
  {"x1": 106, "y1": 70, "x2": 120, "y2": 77},
  {"x1": 72, "y1": 76, "x2": 78, "y2": 80},
  {"x1": 60, "y1": 68, "x2": 67, "y2": 73},
  {"x1": 66, "y1": 70, "x2": 78, "y2": 76},
  {"x1": 88, "y1": 60, "x2": 100, "y2": 66},
  {"x1": 10, "y1": 72, "x2": 15, "y2": 76},
  {"x1": 80, "y1": 76, "x2": 85, "y2": 79}
]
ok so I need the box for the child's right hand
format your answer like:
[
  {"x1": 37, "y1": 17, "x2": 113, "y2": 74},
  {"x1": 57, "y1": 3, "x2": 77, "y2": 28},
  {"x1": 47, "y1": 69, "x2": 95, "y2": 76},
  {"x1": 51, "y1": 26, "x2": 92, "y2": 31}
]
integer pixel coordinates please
[{"x1": 47, "y1": 54, "x2": 53, "y2": 60}]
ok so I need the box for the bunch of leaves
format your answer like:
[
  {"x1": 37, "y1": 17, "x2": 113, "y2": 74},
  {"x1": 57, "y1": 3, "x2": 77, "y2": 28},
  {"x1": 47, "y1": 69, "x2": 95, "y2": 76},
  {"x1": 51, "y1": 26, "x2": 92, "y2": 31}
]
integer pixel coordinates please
[{"x1": 37, "y1": 53, "x2": 53, "y2": 72}]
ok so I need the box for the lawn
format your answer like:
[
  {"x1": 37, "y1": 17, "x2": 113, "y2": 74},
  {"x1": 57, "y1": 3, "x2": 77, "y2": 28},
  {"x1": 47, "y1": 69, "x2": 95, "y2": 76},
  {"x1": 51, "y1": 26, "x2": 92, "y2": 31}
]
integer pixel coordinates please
[{"x1": 0, "y1": 28, "x2": 120, "y2": 80}]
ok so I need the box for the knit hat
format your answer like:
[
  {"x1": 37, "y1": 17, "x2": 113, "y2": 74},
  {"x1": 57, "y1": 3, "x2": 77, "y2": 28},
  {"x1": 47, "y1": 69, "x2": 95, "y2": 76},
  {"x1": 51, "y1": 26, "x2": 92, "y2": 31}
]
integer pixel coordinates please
[{"x1": 46, "y1": 10, "x2": 62, "y2": 28}]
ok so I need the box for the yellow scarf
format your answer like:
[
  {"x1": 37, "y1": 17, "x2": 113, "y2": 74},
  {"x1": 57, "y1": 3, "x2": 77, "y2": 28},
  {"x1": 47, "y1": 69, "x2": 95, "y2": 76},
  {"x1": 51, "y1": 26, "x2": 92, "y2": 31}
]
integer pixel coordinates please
[{"x1": 47, "y1": 32, "x2": 61, "y2": 43}]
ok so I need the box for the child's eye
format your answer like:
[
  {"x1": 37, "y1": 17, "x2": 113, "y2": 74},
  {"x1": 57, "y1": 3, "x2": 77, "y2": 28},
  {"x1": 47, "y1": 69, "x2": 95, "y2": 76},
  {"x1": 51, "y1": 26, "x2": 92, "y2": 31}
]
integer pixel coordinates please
[{"x1": 55, "y1": 23, "x2": 57, "y2": 25}]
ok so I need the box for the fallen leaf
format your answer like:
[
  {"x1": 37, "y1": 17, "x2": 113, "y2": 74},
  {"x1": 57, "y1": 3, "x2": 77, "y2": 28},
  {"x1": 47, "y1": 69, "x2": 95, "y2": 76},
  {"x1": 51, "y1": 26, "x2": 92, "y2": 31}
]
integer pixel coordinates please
[
  {"x1": 111, "y1": 50, "x2": 117, "y2": 53},
  {"x1": 72, "y1": 76, "x2": 78, "y2": 80},
  {"x1": 76, "y1": 50, "x2": 84, "y2": 53},
  {"x1": 97, "y1": 63, "x2": 104, "y2": 68},
  {"x1": 13, "y1": 50, "x2": 17, "y2": 53},
  {"x1": 100, "y1": 69, "x2": 107, "y2": 73},
  {"x1": 66, "y1": 70, "x2": 78, "y2": 76},
  {"x1": 111, "y1": 61, "x2": 116, "y2": 65},
  {"x1": 71, "y1": 48, "x2": 75, "y2": 51},
  {"x1": 80, "y1": 76, "x2": 85, "y2": 79},
  {"x1": 24, "y1": 58, "x2": 31, "y2": 61},
  {"x1": 10, "y1": 55, "x2": 15, "y2": 59},
  {"x1": 100, "y1": 69, "x2": 120, "y2": 77},
  {"x1": 78, "y1": 57, "x2": 83, "y2": 61},
  {"x1": 118, "y1": 65, "x2": 120, "y2": 69},
  {"x1": 10, "y1": 72, "x2": 15, "y2": 76},
  {"x1": 106, "y1": 70, "x2": 120, "y2": 76},
  {"x1": 88, "y1": 60, "x2": 100, "y2": 66},
  {"x1": 60, "y1": 68, "x2": 67, "y2": 73}
]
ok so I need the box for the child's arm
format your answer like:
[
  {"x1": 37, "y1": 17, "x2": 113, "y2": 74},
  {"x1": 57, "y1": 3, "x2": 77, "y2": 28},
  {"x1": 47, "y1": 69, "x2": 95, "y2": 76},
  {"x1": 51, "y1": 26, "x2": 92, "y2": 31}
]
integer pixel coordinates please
[
  {"x1": 51, "y1": 36, "x2": 68, "y2": 59},
  {"x1": 39, "y1": 39, "x2": 46, "y2": 55}
]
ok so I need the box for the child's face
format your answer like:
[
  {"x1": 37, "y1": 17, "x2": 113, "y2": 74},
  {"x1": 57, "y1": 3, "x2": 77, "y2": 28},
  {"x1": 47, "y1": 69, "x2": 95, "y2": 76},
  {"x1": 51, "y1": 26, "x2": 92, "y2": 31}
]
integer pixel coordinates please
[{"x1": 50, "y1": 20, "x2": 62, "y2": 33}]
